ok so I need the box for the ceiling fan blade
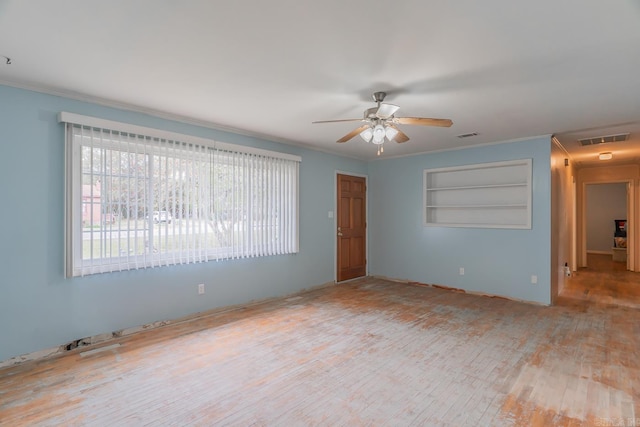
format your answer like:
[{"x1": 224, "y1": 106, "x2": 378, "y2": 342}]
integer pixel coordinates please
[
  {"x1": 391, "y1": 127, "x2": 410, "y2": 143},
  {"x1": 312, "y1": 118, "x2": 364, "y2": 124},
  {"x1": 394, "y1": 117, "x2": 453, "y2": 127},
  {"x1": 375, "y1": 103, "x2": 400, "y2": 119},
  {"x1": 337, "y1": 125, "x2": 370, "y2": 143}
]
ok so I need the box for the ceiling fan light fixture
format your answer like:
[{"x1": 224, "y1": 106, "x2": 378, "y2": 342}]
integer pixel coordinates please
[
  {"x1": 372, "y1": 124, "x2": 385, "y2": 144},
  {"x1": 313, "y1": 91, "x2": 452, "y2": 154},
  {"x1": 359, "y1": 127, "x2": 373, "y2": 142},
  {"x1": 385, "y1": 125, "x2": 399, "y2": 141}
]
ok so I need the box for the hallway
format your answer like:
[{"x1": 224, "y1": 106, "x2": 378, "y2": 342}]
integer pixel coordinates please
[{"x1": 558, "y1": 253, "x2": 640, "y2": 309}]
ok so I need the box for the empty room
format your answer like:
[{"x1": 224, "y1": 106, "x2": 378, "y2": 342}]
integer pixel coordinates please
[{"x1": 1, "y1": 1, "x2": 640, "y2": 426}]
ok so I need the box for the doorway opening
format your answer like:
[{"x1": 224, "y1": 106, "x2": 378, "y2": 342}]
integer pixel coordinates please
[
  {"x1": 585, "y1": 182, "x2": 629, "y2": 270},
  {"x1": 559, "y1": 181, "x2": 640, "y2": 308}
]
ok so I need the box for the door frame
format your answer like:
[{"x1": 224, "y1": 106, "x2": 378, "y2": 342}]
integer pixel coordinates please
[
  {"x1": 580, "y1": 179, "x2": 635, "y2": 271},
  {"x1": 334, "y1": 171, "x2": 369, "y2": 282},
  {"x1": 572, "y1": 179, "x2": 577, "y2": 272}
]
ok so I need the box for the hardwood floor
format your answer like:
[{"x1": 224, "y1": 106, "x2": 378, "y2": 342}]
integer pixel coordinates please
[
  {"x1": 1, "y1": 278, "x2": 639, "y2": 426},
  {"x1": 559, "y1": 253, "x2": 640, "y2": 309}
]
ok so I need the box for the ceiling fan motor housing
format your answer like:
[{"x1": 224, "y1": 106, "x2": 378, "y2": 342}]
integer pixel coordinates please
[{"x1": 372, "y1": 91, "x2": 387, "y2": 103}]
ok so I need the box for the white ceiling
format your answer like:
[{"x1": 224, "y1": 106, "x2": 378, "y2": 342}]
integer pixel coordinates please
[{"x1": 1, "y1": 1, "x2": 640, "y2": 164}]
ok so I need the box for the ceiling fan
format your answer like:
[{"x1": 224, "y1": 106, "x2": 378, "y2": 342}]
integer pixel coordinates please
[{"x1": 313, "y1": 91, "x2": 453, "y2": 155}]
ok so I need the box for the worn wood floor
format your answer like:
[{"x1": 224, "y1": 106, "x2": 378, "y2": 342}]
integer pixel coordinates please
[
  {"x1": 1, "y1": 277, "x2": 639, "y2": 426},
  {"x1": 559, "y1": 253, "x2": 640, "y2": 309}
]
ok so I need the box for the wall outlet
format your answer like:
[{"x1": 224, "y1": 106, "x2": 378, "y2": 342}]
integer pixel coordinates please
[
  {"x1": 459, "y1": 267, "x2": 465, "y2": 276},
  {"x1": 531, "y1": 275, "x2": 538, "y2": 284},
  {"x1": 198, "y1": 283, "x2": 205, "y2": 295}
]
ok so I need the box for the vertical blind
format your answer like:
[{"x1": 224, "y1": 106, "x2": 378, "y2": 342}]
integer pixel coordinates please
[{"x1": 63, "y1": 114, "x2": 300, "y2": 277}]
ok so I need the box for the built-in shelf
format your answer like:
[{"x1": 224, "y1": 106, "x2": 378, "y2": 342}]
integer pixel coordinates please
[
  {"x1": 425, "y1": 204, "x2": 527, "y2": 209},
  {"x1": 424, "y1": 159, "x2": 532, "y2": 229},
  {"x1": 425, "y1": 183, "x2": 527, "y2": 191}
]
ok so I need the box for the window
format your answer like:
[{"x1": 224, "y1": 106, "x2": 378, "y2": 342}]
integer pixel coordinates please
[{"x1": 61, "y1": 113, "x2": 300, "y2": 277}]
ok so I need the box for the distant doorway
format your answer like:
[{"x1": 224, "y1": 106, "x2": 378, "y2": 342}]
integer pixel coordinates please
[{"x1": 584, "y1": 182, "x2": 628, "y2": 270}]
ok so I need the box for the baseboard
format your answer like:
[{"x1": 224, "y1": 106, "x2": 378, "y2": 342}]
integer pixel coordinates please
[
  {"x1": 370, "y1": 275, "x2": 547, "y2": 307},
  {"x1": 0, "y1": 280, "x2": 336, "y2": 369},
  {"x1": 587, "y1": 250, "x2": 613, "y2": 255}
]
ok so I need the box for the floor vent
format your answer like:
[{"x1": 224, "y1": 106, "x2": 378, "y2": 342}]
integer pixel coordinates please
[
  {"x1": 578, "y1": 133, "x2": 629, "y2": 146},
  {"x1": 457, "y1": 132, "x2": 478, "y2": 139}
]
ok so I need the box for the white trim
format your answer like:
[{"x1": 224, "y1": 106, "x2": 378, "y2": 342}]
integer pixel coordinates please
[
  {"x1": 551, "y1": 136, "x2": 574, "y2": 162},
  {"x1": 628, "y1": 181, "x2": 635, "y2": 271},
  {"x1": 422, "y1": 158, "x2": 531, "y2": 174},
  {"x1": 572, "y1": 178, "x2": 578, "y2": 272},
  {"x1": 372, "y1": 134, "x2": 553, "y2": 162},
  {"x1": 4, "y1": 79, "x2": 555, "y2": 164},
  {"x1": 3, "y1": 81, "x2": 554, "y2": 163},
  {"x1": 58, "y1": 112, "x2": 301, "y2": 163},
  {"x1": 1, "y1": 79, "x2": 334, "y2": 157},
  {"x1": 334, "y1": 170, "x2": 369, "y2": 282},
  {"x1": 4, "y1": 81, "x2": 557, "y2": 164},
  {"x1": 64, "y1": 123, "x2": 71, "y2": 278},
  {"x1": 581, "y1": 179, "x2": 634, "y2": 271}
]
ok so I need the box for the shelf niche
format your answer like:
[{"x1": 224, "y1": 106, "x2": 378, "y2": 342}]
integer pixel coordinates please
[{"x1": 424, "y1": 159, "x2": 532, "y2": 229}]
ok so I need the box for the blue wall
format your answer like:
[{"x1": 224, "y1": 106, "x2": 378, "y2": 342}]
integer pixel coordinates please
[
  {"x1": 0, "y1": 85, "x2": 367, "y2": 361},
  {"x1": 0, "y1": 84, "x2": 553, "y2": 362},
  {"x1": 368, "y1": 137, "x2": 552, "y2": 305}
]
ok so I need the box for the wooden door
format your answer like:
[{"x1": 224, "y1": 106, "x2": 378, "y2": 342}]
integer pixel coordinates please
[{"x1": 337, "y1": 174, "x2": 366, "y2": 282}]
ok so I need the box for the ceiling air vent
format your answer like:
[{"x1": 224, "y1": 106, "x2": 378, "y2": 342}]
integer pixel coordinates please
[
  {"x1": 457, "y1": 132, "x2": 478, "y2": 139},
  {"x1": 578, "y1": 133, "x2": 629, "y2": 146}
]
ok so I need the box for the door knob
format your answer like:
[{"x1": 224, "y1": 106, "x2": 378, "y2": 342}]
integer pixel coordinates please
[{"x1": 337, "y1": 226, "x2": 343, "y2": 237}]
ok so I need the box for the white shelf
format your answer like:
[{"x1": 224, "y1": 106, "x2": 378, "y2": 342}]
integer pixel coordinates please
[
  {"x1": 426, "y1": 204, "x2": 527, "y2": 208},
  {"x1": 426, "y1": 183, "x2": 527, "y2": 191},
  {"x1": 424, "y1": 159, "x2": 532, "y2": 229},
  {"x1": 424, "y1": 222, "x2": 530, "y2": 229}
]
